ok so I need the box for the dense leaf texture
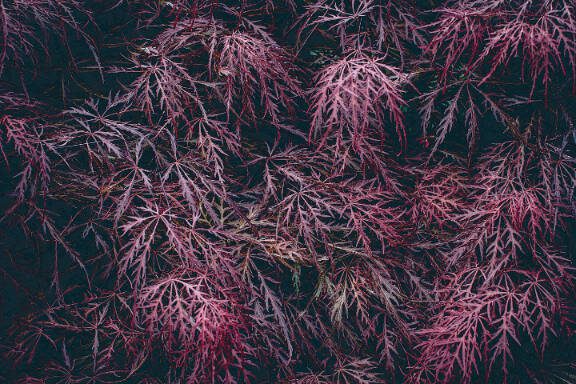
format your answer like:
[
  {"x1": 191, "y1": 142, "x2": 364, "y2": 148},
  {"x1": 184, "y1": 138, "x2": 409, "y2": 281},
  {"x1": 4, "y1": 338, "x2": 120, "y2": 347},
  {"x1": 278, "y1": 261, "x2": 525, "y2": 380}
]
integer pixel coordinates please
[{"x1": 0, "y1": 1, "x2": 575, "y2": 383}]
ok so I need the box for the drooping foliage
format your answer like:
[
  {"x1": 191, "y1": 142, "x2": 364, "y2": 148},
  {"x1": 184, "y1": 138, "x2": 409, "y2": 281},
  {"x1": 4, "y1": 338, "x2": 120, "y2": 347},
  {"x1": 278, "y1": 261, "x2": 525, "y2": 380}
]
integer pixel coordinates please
[{"x1": 0, "y1": 1, "x2": 575, "y2": 383}]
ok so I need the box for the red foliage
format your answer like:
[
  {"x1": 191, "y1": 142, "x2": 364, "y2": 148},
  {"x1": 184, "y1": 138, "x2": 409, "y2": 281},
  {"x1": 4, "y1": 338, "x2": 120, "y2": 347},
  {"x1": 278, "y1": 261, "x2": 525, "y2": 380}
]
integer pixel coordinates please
[{"x1": 0, "y1": 1, "x2": 574, "y2": 384}]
